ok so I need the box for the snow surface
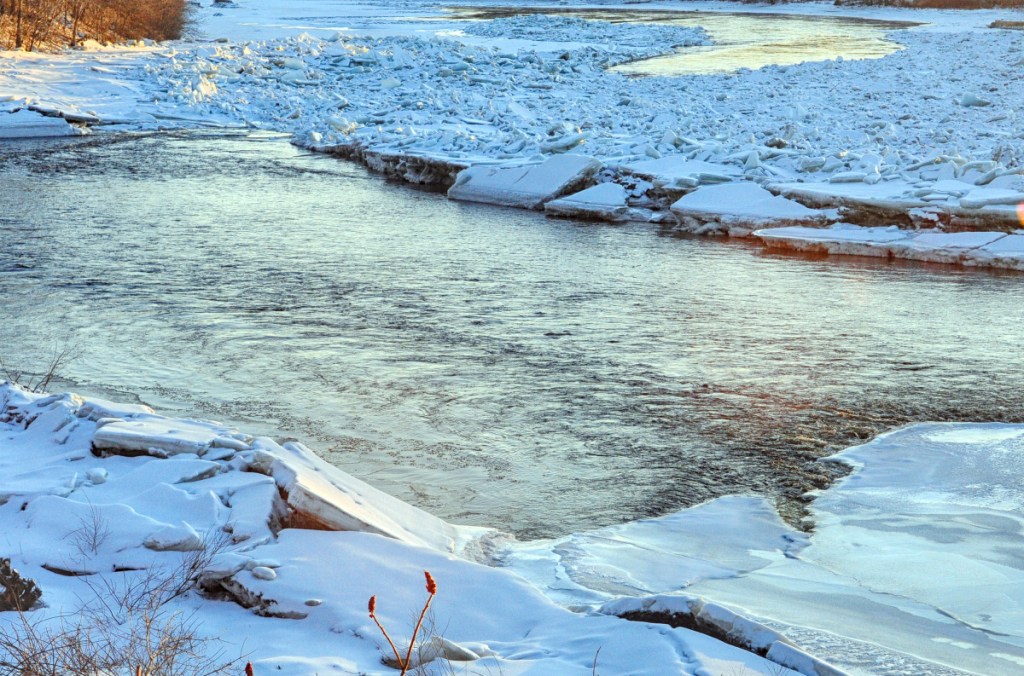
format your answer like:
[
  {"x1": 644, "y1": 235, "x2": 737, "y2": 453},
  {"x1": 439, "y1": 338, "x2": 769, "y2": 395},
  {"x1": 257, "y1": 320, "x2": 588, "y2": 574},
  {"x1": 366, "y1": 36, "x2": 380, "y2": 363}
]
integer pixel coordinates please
[{"x1": 0, "y1": 383, "x2": 801, "y2": 675}]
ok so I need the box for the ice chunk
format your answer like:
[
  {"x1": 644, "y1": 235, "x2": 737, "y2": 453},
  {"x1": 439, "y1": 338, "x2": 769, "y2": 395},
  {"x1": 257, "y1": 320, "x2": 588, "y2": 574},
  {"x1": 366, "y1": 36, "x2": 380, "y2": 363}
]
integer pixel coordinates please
[
  {"x1": 448, "y1": 155, "x2": 602, "y2": 209},
  {"x1": 545, "y1": 182, "x2": 630, "y2": 221},
  {"x1": 144, "y1": 521, "x2": 204, "y2": 551},
  {"x1": 671, "y1": 183, "x2": 827, "y2": 227},
  {"x1": 0, "y1": 109, "x2": 81, "y2": 139},
  {"x1": 623, "y1": 157, "x2": 740, "y2": 186}
]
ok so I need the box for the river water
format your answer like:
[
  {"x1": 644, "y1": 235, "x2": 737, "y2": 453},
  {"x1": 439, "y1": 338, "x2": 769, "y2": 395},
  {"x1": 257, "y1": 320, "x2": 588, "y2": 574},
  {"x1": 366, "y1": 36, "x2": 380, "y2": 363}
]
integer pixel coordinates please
[{"x1": 2, "y1": 131, "x2": 1022, "y2": 538}]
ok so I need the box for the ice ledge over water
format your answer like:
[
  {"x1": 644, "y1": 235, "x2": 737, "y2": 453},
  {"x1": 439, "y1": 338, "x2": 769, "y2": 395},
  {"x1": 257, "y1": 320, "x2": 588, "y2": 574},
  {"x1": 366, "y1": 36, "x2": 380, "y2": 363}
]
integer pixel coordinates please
[
  {"x1": 4, "y1": 381, "x2": 1024, "y2": 673},
  {"x1": 755, "y1": 224, "x2": 1024, "y2": 270},
  {"x1": 500, "y1": 422, "x2": 1024, "y2": 674}
]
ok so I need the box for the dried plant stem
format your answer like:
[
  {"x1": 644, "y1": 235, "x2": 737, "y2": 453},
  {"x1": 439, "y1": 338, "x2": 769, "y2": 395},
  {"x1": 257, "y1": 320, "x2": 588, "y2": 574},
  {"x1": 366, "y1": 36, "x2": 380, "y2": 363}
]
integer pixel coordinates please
[
  {"x1": 401, "y1": 591, "x2": 435, "y2": 676},
  {"x1": 371, "y1": 610, "x2": 405, "y2": 670}
]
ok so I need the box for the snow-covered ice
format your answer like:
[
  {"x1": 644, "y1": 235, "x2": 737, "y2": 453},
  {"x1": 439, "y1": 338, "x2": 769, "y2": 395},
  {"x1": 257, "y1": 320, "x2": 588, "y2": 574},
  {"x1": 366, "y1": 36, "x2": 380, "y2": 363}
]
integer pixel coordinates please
[
  {"x1": 0, "y1": 108, "x2": 81, "y2": 139},
  {"x1": 755, "y1": 224, "x2": 1024, "y2": 270},
  {"x1": 545, "y1": 182, "x2": 631, "y2": 221},
  {"x1": 671, "y1": 182, "x2": 828, "y2": 236},
  {"x1": 5, "y1": 381, "x2": 1024, "y2": 673},
  {"x1": 0, "y1": 383, "x2": 806, "y2": 675},
  {"x1": 448, "y1": 154, "x2": 602, "y2": 209}
]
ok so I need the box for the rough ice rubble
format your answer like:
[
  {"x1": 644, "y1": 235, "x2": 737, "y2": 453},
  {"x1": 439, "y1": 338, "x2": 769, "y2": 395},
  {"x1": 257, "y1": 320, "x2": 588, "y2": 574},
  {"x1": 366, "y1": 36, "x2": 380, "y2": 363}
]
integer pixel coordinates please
[
  {"x1": 0, "y1": 383, "x2": 800, "y2": 675},
  {"x1": 462, "y1": 14, "x2": 710, "y2": 55},
  {"x1": 119, "y1": 14, "x2": 1024, "y2": 258}
]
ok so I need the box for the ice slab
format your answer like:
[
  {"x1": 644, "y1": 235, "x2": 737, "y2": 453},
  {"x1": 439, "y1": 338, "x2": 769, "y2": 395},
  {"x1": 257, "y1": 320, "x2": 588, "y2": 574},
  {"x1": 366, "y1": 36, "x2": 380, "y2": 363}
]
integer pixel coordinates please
[
  {"x1": 966, "y1": 233, "x2": 1024, "y2": 270},
  {"x1": 0, "y1": 108, "x2": 81, "y2": 139},
  {"x1": 258, "y1": 437, "x2": 489, "y2": 555},
  {"x1": 448, "y1": 155, "x2": 602, "y2": 209},
  {"x1": 545, "y1": 182, "x2": 630, "y2": 221},
  {"x1": 671, "y1": 182, "x2": 827, "y2": 226},
  {"x1": 755, "y1": 225, "x2": 1022, "y2": 270}
]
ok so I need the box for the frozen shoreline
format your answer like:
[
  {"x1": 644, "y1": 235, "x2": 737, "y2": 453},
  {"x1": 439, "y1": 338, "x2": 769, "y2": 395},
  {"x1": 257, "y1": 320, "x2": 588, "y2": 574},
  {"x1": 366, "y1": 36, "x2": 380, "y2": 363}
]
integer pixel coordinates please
[
  {"x1": 3, "y1": 1, "x2": 1024, "y2": 269},
  {"x1": 4, "y1": 381, "x2": 1024, "y2": 674}
]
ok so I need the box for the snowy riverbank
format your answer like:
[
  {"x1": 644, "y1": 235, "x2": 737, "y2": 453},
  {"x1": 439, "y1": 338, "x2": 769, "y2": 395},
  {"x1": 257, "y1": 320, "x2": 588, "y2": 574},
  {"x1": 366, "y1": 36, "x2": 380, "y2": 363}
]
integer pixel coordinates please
[
  {"x1": 3, "y1": 381, "x2": 1024, "y2": 674},
  {"x1": 3, "y1": 1, "x2": 1024, "y2": 269}
]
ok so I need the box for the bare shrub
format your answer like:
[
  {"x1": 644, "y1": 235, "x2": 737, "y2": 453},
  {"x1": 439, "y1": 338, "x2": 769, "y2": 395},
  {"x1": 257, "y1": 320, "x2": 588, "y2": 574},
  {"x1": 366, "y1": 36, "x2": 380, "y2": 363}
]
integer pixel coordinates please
[
  {"x1": 0, "y1": 335, "x2": 79, "y2": 394},
  {"x1": 0, "y1": 0, "x2": 192, "y2": 50},
  {"x1": 0, "y1": 559, "x2": 42, "y2": 613},
  {"x1": 0, "y1": 531, "x2": 242, "y2": 675}
]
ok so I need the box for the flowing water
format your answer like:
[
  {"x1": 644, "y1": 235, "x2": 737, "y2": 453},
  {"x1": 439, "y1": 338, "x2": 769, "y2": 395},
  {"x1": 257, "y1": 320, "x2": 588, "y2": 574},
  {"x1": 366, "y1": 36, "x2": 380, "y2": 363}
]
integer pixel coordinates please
[{"x1": 1, "y1": 131, "x2": 1022, "y2": 538}]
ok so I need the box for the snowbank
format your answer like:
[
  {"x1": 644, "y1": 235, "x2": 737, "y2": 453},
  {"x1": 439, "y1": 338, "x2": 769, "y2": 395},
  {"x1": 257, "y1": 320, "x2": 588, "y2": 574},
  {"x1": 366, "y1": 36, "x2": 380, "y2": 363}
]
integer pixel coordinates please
[{"x1": 0, "y1": 383, "x2": 798, "y2": 675}]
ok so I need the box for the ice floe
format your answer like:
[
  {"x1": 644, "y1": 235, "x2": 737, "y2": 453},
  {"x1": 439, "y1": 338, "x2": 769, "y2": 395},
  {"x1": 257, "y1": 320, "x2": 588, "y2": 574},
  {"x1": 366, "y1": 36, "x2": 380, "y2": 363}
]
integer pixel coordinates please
[
  {"x1": 0, "y1": 108, "x2": 82, "y2": 139},
  {"x1": 755, "y1": 224, "x2": 1024, "y2": 270}
]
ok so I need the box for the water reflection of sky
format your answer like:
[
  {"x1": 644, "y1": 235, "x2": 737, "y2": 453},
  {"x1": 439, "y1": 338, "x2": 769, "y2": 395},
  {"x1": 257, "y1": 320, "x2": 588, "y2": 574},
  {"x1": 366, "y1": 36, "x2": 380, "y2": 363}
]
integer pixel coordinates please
[{"x1": 1, "y1": 133, "x2": 1021, "y2": 539}]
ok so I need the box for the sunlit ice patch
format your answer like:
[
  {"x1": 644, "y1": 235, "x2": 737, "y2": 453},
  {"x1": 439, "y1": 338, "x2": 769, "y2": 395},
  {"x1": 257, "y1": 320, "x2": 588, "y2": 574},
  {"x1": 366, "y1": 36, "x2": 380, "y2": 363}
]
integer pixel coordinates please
[{"x1": 1018, "y1": 202, "x2": 1024, "y2": 227}]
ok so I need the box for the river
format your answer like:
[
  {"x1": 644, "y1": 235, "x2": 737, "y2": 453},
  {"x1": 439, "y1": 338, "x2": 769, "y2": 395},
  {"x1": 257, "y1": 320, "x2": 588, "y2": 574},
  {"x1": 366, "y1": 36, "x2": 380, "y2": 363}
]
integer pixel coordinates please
[{"x1": 1, "y1": 131, "x2": 1022, "y2": 538}]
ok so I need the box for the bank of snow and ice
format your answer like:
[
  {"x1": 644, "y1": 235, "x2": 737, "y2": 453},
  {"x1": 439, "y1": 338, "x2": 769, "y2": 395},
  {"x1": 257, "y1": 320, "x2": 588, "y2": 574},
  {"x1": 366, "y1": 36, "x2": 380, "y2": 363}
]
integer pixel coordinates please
[{"x1": 4, "y1": 381, "x2": 1024, "y2": 674}]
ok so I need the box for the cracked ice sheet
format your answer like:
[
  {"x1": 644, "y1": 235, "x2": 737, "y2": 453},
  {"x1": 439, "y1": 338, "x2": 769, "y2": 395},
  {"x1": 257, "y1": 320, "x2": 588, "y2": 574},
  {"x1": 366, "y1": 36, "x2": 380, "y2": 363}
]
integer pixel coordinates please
[
  {"x1": 684, "y1": 423, "x2": 1024, "y2": 675},
  {"x1": 499, "y1": 423, "x2": 1024, "y2": 674}
]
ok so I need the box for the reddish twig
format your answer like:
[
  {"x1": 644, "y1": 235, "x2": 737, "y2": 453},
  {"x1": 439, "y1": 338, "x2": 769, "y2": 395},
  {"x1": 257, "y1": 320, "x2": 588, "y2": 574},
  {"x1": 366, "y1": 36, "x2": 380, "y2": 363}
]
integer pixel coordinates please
[
  {"x1": 369, "y1": 595, "x2": 405, "y2": 670},
  {"x1": 401, "y1": 572, "x2": 438, "y2": 675}
]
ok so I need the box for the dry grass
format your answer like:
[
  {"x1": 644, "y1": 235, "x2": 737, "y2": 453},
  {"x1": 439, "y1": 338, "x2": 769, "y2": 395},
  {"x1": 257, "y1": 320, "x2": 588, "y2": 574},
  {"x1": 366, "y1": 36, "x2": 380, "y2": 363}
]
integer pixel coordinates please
[{"x1": 0, "y1": 531, "x2": 243, "y2": 675}]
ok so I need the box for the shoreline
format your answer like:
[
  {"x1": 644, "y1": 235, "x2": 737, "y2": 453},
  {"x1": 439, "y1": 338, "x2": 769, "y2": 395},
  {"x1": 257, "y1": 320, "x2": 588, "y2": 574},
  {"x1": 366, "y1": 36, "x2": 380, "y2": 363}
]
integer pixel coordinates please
[{"x1": 4, "y1": 381, "x2": 1024, "y2": 673}]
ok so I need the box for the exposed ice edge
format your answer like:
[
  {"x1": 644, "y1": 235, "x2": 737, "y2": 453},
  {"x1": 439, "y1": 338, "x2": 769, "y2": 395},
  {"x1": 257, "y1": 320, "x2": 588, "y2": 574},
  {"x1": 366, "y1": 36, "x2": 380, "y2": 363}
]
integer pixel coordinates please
[
  {"x1": 5, "y1": 395, "x2": 1024, "y2": 673},
  {"x1": 0, "y1": 382, "x2": 825, "y2": 675},
  {"x1": 754, "y1": 224, "x2": 1024, "y2": 270}
]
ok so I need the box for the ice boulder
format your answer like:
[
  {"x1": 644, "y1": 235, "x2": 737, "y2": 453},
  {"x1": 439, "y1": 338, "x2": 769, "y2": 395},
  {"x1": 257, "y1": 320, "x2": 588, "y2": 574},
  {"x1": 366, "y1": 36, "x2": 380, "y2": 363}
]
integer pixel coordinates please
[
  {"x1": 545, "y1": 182, "x2": 630, "y2": 221},
  {"x1": 0, "y1": 109, "x2": 82, "y2": 139},
  {"x1": 448, "y1": 155, "x2": 602, "y2": 210}
]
